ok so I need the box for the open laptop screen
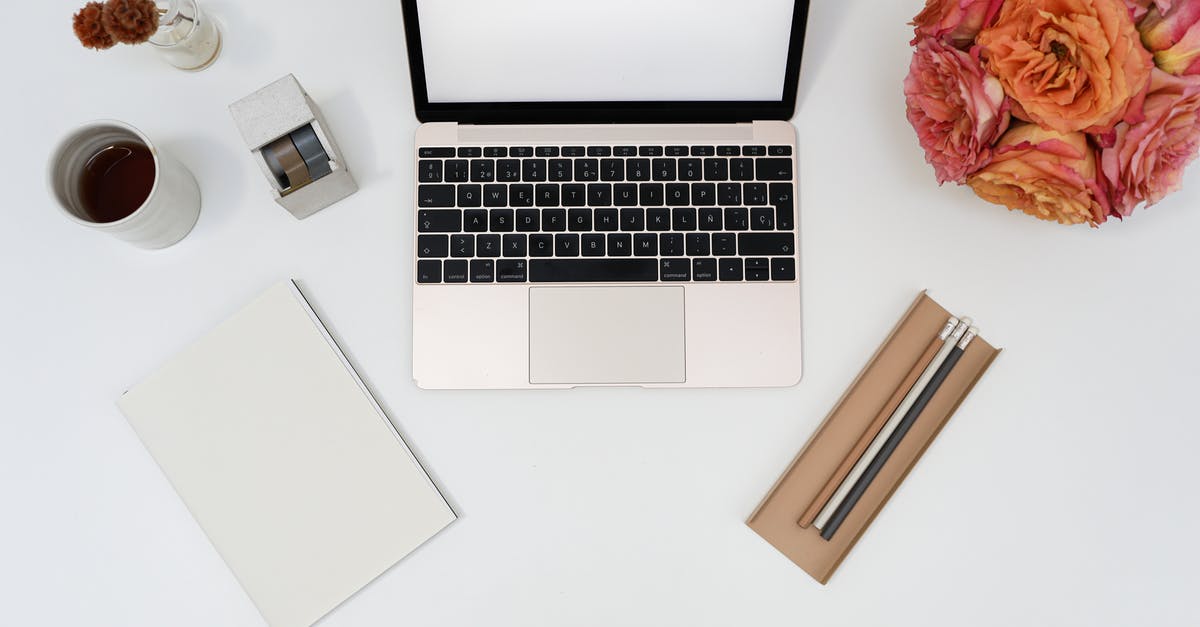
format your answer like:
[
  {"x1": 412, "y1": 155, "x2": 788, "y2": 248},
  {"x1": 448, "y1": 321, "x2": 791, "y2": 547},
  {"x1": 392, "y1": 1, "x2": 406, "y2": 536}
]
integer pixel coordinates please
[{"x1": 402, "y1": 0, "x2": 809, "y2": 123}]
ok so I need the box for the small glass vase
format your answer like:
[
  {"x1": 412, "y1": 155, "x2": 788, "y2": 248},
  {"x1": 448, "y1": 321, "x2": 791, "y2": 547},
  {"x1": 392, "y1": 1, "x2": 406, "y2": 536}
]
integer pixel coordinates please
[{"x1": 149, "y1": 0, "x2": 222, "y2": 71}]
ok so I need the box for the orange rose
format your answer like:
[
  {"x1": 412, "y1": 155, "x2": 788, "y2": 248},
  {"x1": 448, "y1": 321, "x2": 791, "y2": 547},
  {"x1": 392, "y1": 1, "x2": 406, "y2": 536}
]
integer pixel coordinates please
[
  {"x1": 977, "y1": 0, "x2": 1154, "y2": 134},
  {"x1": 967, "y1": 124, "x2": 1110, "y2": 225}
]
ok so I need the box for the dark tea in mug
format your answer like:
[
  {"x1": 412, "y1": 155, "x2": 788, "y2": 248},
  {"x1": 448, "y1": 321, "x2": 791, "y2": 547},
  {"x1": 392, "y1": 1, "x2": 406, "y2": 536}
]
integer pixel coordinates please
[{"x1": 77, "y1": 141, "x2": 156, "y2": 223}]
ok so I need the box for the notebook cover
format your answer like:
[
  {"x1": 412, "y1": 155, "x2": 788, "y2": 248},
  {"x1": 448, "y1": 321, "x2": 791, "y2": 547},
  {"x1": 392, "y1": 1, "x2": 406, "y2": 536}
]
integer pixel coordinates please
[
  {"x1": 747, "y1": 292, "x2": 999, "y2": 583},
  {"x1": 117, "y1": 281, "x2": 456, "y2": 627}
]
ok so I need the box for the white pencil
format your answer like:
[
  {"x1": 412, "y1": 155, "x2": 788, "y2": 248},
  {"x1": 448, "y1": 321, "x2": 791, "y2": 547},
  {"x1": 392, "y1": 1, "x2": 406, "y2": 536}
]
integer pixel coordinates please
[{"x1": 813, "y1": 316, "x2": 972, "y2": 531}]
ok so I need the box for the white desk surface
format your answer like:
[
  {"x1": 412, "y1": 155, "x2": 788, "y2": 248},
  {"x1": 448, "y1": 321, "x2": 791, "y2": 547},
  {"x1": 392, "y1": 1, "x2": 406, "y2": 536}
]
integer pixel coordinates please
[{"x1": 3, "y1": 1, "x2": 1198, "y2": 626}]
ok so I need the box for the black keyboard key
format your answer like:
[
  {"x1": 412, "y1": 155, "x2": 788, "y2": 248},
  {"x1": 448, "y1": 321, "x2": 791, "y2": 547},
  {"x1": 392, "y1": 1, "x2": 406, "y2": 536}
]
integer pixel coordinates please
[
  {"x1": 691, "y1": 145, "x2": 715, "y2": 156},
  {"x1": 498, "y1": 159, "x2": 521, "y2": 182},
  {"x1": 510, "y1": 146, "x2": 534, "y2": 157},
  {"x1": 470, "y1": 159, "x2": 495, "y2": 182},
  {"x1": 549, "y1": 159, "x2": 572, "y2": 181},
  {"x1": 607, "y1": 233, "x2": 632, "y2": 256},
  {"x1": 725, "y1": 208, "x2": 749, "y2": 231},
  {"x1": 581, "y1": 234, "x2": 605, "y2": 257},
  {"x1": 679, "y1": 158, "x2": 702, "y2": 181},
  {"x1": 477, "y1": 234, "x2": 501, "y2": 257},
  {"x1": 490, "y1": 209, "x2": 515, "y2": 232},
  {"x1": 457, "y1": 184, "x2": 482, "y2": 207},
  {"x1": 718, "y1": 183, "x2": 741, "y2": 206},
  {"x1": 739, "y1": 233, "x2": 794, "y2": 255},
  {"x1": 497, "y1": 259, "x2": 528, "y2": 282},
  {"x1": 516, "y1": 208, "x2": 540, "y2": 232},
  {"x1": 418, "y1": 160, "x2": 442, "y2": 182},
  {"x1": 685, "y1": 233, "x2": 709, "y2": 256},
  {"x1": 770, "y1": 182, "x2": 795, "y2": 218},
  {"x1": 640, "y1": 183, "x2": 664, "y2": 206},
  {"x1": 771, "y1": 257, "x2": 796, "y2": 281},
  {"x1": 536, "y1": 184, "x2": 559, "y2": 207},
  {"x1": 445, "y1": 160, "x2": 470, "y2": 182},
  {"x1": 561, "y1": 146, "x2": 585, "y2": 157},
  {"x1": 647, "y1": 208, "x2": 671, "y2": 231},
  {"x1": 673, "y1": 207, "x2": 697, "y2": 231},
  {"x1": 613, "y1": 146, "x2": 637, "y2": 157},
  {"x1": 660, "y1": 233, "x2": 684, "y2": 256},
  {"x1": 522, "y1": 159, "x2": 547, "y2": 182},
  {"x1": 417, "y1": 259, "x2": 442, "y2": 283},
  {"x1": 417, "y1": 209, "x2": 461, "y2": 232},
  {"x1": 562, "y1": 184, "x2": 586, "y2": 206},
  {"x1": 746, "y1": 257, "x2": 770, "y2": 281},
  {"x1": 665, "y1": 145, "x2": 688, "y2": 156},
  {"x1": 730, "y1": 158, "x2": 754, "y2": 181},
  {"x1": 588, "y1": 183, "x2": 612, "y2": 207},
  {"x1": 719, "y1": 258, "x2": 744, "y2": 281},
  {"x1": 717, "y1": 146, "x2": 740, "y2": 156},
  {"x1": 470, "y1": 259, "x2": 494, "y2": 282},
  {"x1": 639, "y1": 146, "x2": 664, "y2": 156},
  {"x1": 542, "y1": 208, "x2": 566, "y2": 232},
  {"x1": 483, "y1": 184, "x2": 507, "y2": 207},
  {"x1": 450, "y1": 234, "x2": 474, "y2": 257},
  {"x1": 769, "y1": 145, "x2": 793, "y2": 156},
  {"x1": 776, "y1": 206, "x2": 795, "y2": 231},
  {"x1": 457, "y1": 147, "x2": 482, "y2": 158},
  {"x1": 660, "y1": 258, "x2": 690, "y2": 281},
  {"x1": 587, "y1": 146, "x2": 611, "y2": 157},
  {"x1": 536, "y1": 146, "x2": 559, "y2": 157},
  {"x1": 600, "y1": 159, "x2": 624, "y2": 181},
  {"x1": 496, "y1": 257, "x2": 525, "y2": 282},
  {"x1": 751, "y1": 207, "x2": 776, "y2": 230},
  {"x1": 691, "y1": 183, "x2": 716, "y2": 206},
  {"x1": 665, "y1": 183, "x2": 689, "y2": 206},
  {"x1": 530, "y1": 234, "x2": 554, "y2": 257},
  {"x1": 614, "y1": 184, "x2": 638, "y2": 206},
  {"x1": 574, "y1": 159, "x2": 598, "y2": 182},
  {"x1": 634, "y1": 233, "x2": 658, "y2": 256},
  {"x1": 417, "y1": 185, "x2": 455, "y2": 208},
  {"x1": 568, "y1": 208, "x2": 592, "y2": 232},
  {"x1": 712, "y1": 232, "x2": 736, "y2": 256},
  {"x1": 756, "y1": 158, "x2": 793, "y2": 181},
  {"x1": 626, "y1": 159, "x2": 651, "y2": 181},
  {"x1": 704, "y1": 158, "x2": 728, "y2": 181},
  {"x1": 419, "y1": 147, "x2": 454, "y2": 158},
  {"x1": 484, "y1": 146, "x2": 507, "y2": 157},
  {"x1": 699, "y1": 208, "x2": 723, "y2": 231},
  {"x1": 595, "y1": 208, "x2": 619, "y2": 231},
  {"x1": 744, "y1": 183, "x2": 768, "y2": 205},
  {"x1": 510, "y1": 185, "x2": 534, "y2": 207},
  {"x1": 463, "y1": 209, "x2": 488, "y2": 232},
  {"x1": 444, "y1": 260, "x2": 469, "y2": 283},
  {"x1": 742, "y1": 145, "x2": 766, "y2": 156},
  {"x1": 653, "y1": 159, "x2": 677, "y2": 181},
  {"x1": 555, "y1": 233, "x2": 579, "y2": 257},
  {"x1": 417, "y1": 234, "x2": 449, "y2": 258},
  {"x1": 693, "y1": 258, "x2": 718, "y2": 281},
  {"x1": 621, "y1": 208, "x2": 645, "y2": 231},
  {"x1": 503, "y1": 234, "x2": 527, "y2": 257},
  {"x1": 530, "y1": 259, "x2": 659, "y2": 282}
]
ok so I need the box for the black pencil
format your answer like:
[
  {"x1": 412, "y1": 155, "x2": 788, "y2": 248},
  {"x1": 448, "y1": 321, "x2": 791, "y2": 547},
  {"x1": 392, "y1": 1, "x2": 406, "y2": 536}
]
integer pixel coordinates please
[{"x1": 820, "y1": 326, "x2": 979, "y2": 541}]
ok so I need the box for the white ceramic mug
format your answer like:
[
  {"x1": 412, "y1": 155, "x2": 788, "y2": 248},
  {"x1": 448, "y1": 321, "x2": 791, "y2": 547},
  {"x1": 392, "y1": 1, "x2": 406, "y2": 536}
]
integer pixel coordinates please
[{"x1": 47, "y1": 120, "x2": 201, "y2": 249}]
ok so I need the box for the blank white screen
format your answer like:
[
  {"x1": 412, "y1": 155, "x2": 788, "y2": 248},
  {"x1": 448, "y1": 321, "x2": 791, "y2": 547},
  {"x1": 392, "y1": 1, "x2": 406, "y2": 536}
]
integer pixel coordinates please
[{"x1": 416, "y1": 0, "x2": 796, "y2": 103}]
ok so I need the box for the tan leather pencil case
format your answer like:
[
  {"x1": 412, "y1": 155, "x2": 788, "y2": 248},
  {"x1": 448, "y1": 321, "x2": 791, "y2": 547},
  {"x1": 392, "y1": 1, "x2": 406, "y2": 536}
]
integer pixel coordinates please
[{"x1": 747, "y1": 291, "x2": 1000, "y2": 583}]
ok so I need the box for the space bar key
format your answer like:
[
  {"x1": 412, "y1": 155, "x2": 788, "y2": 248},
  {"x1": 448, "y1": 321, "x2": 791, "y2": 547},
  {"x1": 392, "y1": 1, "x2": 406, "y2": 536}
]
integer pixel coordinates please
[{"x1": 529, "y1": 259, "x2": 659, "y2": 283}]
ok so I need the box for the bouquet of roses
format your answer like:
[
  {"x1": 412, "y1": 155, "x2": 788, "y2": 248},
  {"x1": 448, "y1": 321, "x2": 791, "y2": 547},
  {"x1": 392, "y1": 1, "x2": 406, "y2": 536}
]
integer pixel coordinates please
[{"x1": 905, "y1": 0, "x2": 1200, "y2": 226}]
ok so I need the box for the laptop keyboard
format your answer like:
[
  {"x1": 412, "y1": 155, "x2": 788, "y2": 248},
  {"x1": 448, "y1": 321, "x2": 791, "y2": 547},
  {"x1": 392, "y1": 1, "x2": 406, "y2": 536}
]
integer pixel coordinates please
[{"x1": 415, "y1": 145, "x2": 796, "y2": 284}]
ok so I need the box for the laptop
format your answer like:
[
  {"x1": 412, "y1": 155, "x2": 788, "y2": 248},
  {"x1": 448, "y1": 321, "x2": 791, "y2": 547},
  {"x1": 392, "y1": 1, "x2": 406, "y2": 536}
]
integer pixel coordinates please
[{"x1": 401, "y1": 0, "x2": 809, "y2": 389}]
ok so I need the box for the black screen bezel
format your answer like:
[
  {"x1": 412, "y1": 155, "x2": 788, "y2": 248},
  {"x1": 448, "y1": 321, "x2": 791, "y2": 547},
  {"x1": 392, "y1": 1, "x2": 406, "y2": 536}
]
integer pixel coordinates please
[{"x1": 399, "y1": 0, "x2": 810, "y2": 124}]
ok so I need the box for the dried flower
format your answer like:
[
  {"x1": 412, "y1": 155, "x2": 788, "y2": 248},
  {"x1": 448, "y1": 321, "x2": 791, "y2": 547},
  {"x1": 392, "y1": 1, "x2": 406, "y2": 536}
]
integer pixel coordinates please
[
  {"x1": 100, "y1": 0, "x2": 160, "y2": 45},
  {"x1": 73, "y1": 2, "x2": 115, "y2": 50}
]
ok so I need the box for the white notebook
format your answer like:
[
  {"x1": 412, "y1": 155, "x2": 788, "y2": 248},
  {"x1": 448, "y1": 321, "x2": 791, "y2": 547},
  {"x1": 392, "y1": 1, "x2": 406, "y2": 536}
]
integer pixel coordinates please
[{"x1": 118, "y1": 281, "x2": 455, "y2": 627}]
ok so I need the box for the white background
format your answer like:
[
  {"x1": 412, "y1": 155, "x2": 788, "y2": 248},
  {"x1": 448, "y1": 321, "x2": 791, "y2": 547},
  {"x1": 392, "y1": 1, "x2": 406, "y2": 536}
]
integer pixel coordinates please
[{"x1": 2, "y1": 1, "x2": 1198, "y2": 626}]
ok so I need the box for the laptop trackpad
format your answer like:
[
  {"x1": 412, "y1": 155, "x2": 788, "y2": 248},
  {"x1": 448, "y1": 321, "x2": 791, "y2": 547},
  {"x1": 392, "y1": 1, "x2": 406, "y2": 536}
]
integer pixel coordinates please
[{"x1": 529, "y1": 286, "x2": 685, "y2": 385}]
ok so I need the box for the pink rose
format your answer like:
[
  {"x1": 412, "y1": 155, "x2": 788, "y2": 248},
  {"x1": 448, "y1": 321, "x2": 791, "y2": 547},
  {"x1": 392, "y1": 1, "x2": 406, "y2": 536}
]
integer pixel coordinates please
[
  {"x1": 905, "y1": 37, "x2": 1011, "y2": 185},
  {"x1": 1100, "y1": 69, "x2": 1200, "y2": 214},
  {"x1": 911, "y1": 0, "x2": 1006, "y2": 48},
  {"x1": 1140, "y1": 0, "x2": 1200, "y2": 74},
  {"x1": 1126, "y1": 0, "x2": 1172, "y2": 23}
]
